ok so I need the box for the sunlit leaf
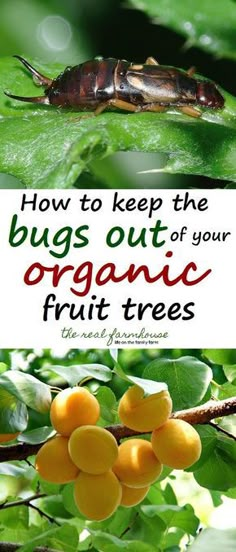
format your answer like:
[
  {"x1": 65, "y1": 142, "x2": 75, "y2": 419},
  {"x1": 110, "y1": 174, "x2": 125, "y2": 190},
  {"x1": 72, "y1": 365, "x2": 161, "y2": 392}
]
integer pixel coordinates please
[
  {"x1": 141, "y1": 504, "x2": 199, "y2": 536},
  {"x1": 0, "y1": 388, "x2": 28, "y2": 433},
  {"x1": 17, "y1": 426, "x2": 55, "y2": 444},
  {"x1": 115, "y1": 364, "x2": 167, "y2": 395},
  {"x1": 0, "y1": 462, "x2": 27, "y2": 477},
  {"x1": 0, "y1": 371, "x2": 51, "y2": 413},
  {"x1": 203, "y1": 349, "x2": 236, "y2": 365},
  {"x1": 193, "y1": 426, "x2": 236, "y2": 490},
  {"x1": 96, "y1": 386, "x2": 117, "y2": 422},
  {"x1": 38, "y1": 363, "x2": 112, "y2": 385},
  {"x1": 143, "y1": 356, "x2": 212, "y2": 409},
  {"x1": 91, "y1": 531, "x2": 157, "y2": 551}
]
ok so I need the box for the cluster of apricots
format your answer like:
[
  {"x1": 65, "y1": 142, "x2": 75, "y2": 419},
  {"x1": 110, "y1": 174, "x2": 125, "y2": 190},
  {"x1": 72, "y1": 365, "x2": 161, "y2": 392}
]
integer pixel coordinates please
[{"x1": 34, "y1": 385, "x2": 202, "y2": 521}]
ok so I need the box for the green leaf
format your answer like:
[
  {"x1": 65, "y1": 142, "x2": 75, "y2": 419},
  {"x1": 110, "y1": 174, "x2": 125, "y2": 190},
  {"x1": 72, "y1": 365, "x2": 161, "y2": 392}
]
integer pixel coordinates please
[
  {"x1": 189, "y1": 528, "x2": 236, "y2": 552},
  {"x1": 224, "y1": 487, "x2": 236, "y2": 499},
  {"x1": 141, "y1": 504, "x2": 199, "y2": 536},
  {"x1": 203, "y1": 349, "x2": 236, "y2": 365},
  {"x1": 0, "y1": 462, "x2": 27, "y2": 477},
  {"x1": 129, "y1": 0, "x2": 236, "y2": 60},
  {"x1": 223, "y1": 364, "x2": 236, "y2": 383},
  {"x1": 91, "y1": 531, "x2": 157, "y2": 551},
  {"x1": 143, "y1": 356, "x2": 212, "y2": 409},
  {"x1": 0, "y1": 504, "x2": 29, "y2": 529},
  {"x1": 36, "y1": 478, "x2": 61, "y2": 496},
  {"x1": 96, "y1": 386, "x2": 117, "y2": 422},
  {"x1": 185, "y1": 425, "x2": 216, "y2": 471},
  {"x1": 128, "y1": 511, "x2": 166, "y2": 547},
  {"x1": 62, "y1": 483, "x2": 81, "y2": 518},
  {"x1": 0, "y1": 363, "x2": 7, "y2": 374},
  {"x1": 39, "y1": 495, "x2": 72, "y2": 519},
  {"x1": 162, "y1": 483, "x2": 177, "y2": 505},
  {"x1": 0, "y1": 388, "x2": 28, "y2": 432},
  {"x1": 0, "y1": 371, "x2": 51, "y2": 413},
  {"x1": 17, "y1": 523, "x2": 79, "y2": 552},
  {"x1": 39, "y1": 363, "x2": 112, "y2": 385},
  {"x1": 193, "y1": 426, "x2": 236, "y2": 490},
  {"x1": 108, "y1": 508, "x2": 133, "y2": 539},
  {"x1": 217, "y1": 382, "x2": 236, "y2": 400},
  {"x1": 110, "y1": 349, "x2": 118, "y2": 363},
  {"x1": 17, "y1": 426, "x2": 55, "y2": 444},
  {"x1": 1, "y1": 56, "x2": 236, "y2": 187},
  {"x1": 47, "y1": 524, "x2": 79, "y2": 552},
  {"x1": 115, "y1": 364, "x2": 167, "y2": 396}
]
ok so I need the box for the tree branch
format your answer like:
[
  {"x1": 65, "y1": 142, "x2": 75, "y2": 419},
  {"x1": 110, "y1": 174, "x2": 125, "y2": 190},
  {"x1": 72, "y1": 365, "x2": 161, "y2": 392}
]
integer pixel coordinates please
[
  {"x1": 0, "y1": 397, "x2": 235, "y2": 462},
  {"x1": 0, "y1": 544, "x2": 58, "y2": 552},
  {"x1": 0, "y1": 493, "x2": 60, "y2": 526},
  {"x1": 208, "y1": 421, "x2": 236, "y2": 442}
]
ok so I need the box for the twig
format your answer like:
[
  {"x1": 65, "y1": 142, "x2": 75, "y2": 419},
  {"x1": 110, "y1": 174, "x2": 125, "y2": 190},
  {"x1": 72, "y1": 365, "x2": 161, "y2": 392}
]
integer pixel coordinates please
[
  {"x1": 0, "y1": 544, "x2": 58, "y2": 552},
  {"x1": 0, "y1": 493, "x2": 60, "y2": 526},
  {"x1": 0, "y1": 397, "x2": 235, "y2": 462},
  {"x1": 119, "y1": 512, "x2": 139, "y2": 538},
  {"x1": 208, "y1": 421, "x2": 236, "y2": 442}
]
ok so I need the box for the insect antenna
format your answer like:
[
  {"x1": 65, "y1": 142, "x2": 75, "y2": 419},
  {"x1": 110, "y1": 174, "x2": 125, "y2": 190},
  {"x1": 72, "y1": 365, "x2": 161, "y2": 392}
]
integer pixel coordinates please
[
  {"x1": 4, "y1": 91, "x2": 50, "y2": 104},
  {"x1": 13, "y1": 55, "x2": 53, "y2": 86}
]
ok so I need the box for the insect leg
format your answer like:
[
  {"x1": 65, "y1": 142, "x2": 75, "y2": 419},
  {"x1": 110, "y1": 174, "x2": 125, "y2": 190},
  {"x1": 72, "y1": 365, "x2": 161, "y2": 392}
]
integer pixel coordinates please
[
  {"x1": 178, "y1": 106, "x2": 201, "y2": 118},
  {"x1": 187, "y1": 66, "x2": 196, "y2": 77},
  {"x1": 94, "y1": 99, "x2": 137, "y2": 115},
  {"x1": 145, "y1": 56, "x2": 159, "y2": 65},
  {"x1": 136, "y1": 103, "x2": 166, "y2": 113}
]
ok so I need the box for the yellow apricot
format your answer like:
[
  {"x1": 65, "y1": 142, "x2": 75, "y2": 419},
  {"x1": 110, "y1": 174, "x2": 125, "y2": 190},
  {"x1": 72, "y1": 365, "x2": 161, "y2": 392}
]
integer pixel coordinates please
[
  {"x1": 113, "y1": 438, "x2": 162, "y2": 488},
  {"x1": 68, "y1": 425, "x2": 118, "y2": 474},
  {"x1": 118, "y1": 385, "x2": 172, "y2": 432},
  {"x1": 120, "y1": 484, "x2": 149, "y2": 507},
  {"x1": 50, "y1": 387, "x2": 100, "y2": 436},
  {"x1": 74, "y1": 470, "x2": 122, "y2": 521},
  {"x1": 0, "y1": 433, "x2": 20, "y2": 443},
  {"x1": 151, "y1": 419, "x2": 202, "y2": 469},
  {"x1": 35, "y1": 435, "x2": 79, "y2": 483}
]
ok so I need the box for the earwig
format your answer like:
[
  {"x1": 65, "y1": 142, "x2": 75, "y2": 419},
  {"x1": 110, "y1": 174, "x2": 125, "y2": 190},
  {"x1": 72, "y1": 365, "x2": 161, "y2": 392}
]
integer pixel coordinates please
[{"x1": 5, "y1": 55, "x2": 224, "y2": 118}]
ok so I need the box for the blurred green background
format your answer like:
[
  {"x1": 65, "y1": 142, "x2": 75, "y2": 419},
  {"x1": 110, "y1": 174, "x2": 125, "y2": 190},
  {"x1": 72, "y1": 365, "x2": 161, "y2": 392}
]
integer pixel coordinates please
[{"x1": 0, "y1": 0, "x2": 234, "y2": 189}]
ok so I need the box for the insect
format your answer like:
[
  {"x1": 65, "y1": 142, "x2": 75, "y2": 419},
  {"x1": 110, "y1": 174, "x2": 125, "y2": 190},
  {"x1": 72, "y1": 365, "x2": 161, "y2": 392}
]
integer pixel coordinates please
[{"x1": 5, "y1": 55, "x2": 224, "y2": 118}]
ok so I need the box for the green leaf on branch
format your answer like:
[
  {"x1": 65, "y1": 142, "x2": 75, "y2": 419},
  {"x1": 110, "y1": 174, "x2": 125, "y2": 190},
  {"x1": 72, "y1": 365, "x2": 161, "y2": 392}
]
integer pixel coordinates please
[
  {"x1": 129, "y1": 0, "x2": 236, "y2": 60},
  {"x1": 0, "y1": 388, "x2": 28, "y2": 432},
  {"x1": 223, "y1": 364, "x2": 236, "y2": 383},
  {"x1": 38, "y1": 362, "x2": 112, "y2": 385},
  {"x1": 0, "y1": 371, "x2": 51, "y2": 413},
  {"x1": 203, "y1": 349, "x2": 236, "y2": 365},
  {"x1": 115, "y1": 364, "x2": 168, "y2": 396},
  {"x1": 1, "y1": 56, "x2": 236, "y2": 187},
  {"x1": 192, "y1": 425, "x2": 236, "y2": 491},
  {"x1": 17, "y1": 426, "x2": 55, "y2": 444},
  {"x1": 141, "y1": 504, "x2": 199, "y2": 536},
  {"x1": 17, "y1": 523, "x2": 79, "y2": 552},
  {"x1": 143, "y1": 356, "x2": 212, "y2": 410},
  {"x1": 91, "y1": 531, "x2": 157, "y2": 551},
  {"x1": 62, "y1": 483, "x2": 81, "y2": 518},
  {"x1": 0, "y1": 462, "x2": 28, "y2": 477},
  {"x1": 96, "y1": 386, "x2": 117, "y2": 423}
]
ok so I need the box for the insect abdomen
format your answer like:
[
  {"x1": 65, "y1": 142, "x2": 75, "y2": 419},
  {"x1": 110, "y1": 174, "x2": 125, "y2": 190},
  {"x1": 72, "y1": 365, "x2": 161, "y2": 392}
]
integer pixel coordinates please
[{"x1": 47, "y1": 59, "x2": 117, "y2": 108}]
